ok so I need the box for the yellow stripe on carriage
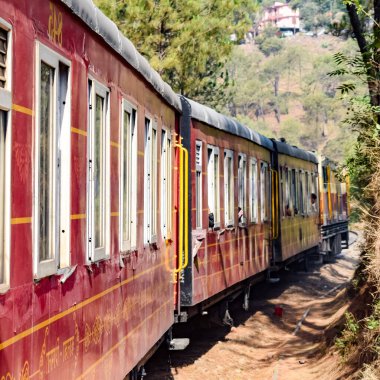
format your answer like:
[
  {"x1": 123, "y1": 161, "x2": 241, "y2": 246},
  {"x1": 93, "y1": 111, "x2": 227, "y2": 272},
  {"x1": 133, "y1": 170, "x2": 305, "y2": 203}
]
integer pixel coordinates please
[
  {"x1": 12, "y1": 104, "x2": 34, "y2": 116},
  {"x1": 71, "y1": 127, "x2": 87, "y2": 136},
  {"x1": 11, "y1": 217, "x2": 32, "y2": 224},
  {"x1": 71, "y1": 214, "x2": 86, "y2": 220}
]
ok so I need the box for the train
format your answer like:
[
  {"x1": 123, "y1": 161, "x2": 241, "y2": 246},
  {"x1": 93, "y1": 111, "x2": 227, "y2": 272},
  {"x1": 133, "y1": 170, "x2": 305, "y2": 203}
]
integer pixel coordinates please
[{"x1": 0, "y1": 0, "x2": 349, "y2": 379}]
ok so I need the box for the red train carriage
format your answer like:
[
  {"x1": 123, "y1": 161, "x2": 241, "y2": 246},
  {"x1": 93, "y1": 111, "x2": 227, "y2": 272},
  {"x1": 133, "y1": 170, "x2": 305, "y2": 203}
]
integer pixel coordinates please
[
  {"x1": 271, "y1": 141, "x2": 320, "y2": 265},
  {"x1": 0, "y1": 0, "x2": 183, "y2": 378},
  {"x1": 318, "y1": 157, "x2": 349, "y2": 259},
  {"x1": 178, "y1": 98, "x2": 275, "y2": 314}
]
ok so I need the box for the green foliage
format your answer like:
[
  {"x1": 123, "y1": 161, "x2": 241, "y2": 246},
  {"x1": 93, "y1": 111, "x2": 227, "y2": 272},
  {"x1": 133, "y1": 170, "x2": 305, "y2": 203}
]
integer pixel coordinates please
[
  {"x1": 95, "y1": 0, "x2": 257, "y2": 107},
  {"x1": 335, "y1": 312, "x2": 360, "y2": 359},
  {"x1": 255, "y1": 26, "x2": 284, "y2": 56},
  {"x1": 290, "y1": 0, "x2": 347, "y2": 33}
]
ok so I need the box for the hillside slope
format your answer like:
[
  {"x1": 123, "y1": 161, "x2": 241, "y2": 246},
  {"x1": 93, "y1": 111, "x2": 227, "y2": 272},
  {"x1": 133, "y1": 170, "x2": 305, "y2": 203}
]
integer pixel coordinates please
[{"x1": 223, "y1": 34, "x2": 361, "y2": 163}]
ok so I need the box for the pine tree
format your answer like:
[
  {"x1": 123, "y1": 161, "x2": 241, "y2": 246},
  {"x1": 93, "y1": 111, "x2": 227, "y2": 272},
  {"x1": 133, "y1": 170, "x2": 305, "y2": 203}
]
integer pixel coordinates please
[{"x1": 95, "y1": 0, "x2": 257, "y2": 107}]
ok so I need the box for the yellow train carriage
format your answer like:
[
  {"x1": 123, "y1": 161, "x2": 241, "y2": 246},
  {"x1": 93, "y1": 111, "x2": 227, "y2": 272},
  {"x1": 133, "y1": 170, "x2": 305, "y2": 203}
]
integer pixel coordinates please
[
  {"x1": 318, "y1": 157, "x2": 349, "y2": 259},
  {"x1": 272, "y1": 141, "x2": 320, "y2": 263}
]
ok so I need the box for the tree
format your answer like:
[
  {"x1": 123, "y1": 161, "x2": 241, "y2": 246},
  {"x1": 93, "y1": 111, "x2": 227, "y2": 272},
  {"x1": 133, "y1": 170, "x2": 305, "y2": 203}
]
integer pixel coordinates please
[
  {"x1": 94, "y1": 0, "x2": 257, "y2": 107},
  {"x1": 345, "y1": 0, "x2": 380, "y2": 110}
]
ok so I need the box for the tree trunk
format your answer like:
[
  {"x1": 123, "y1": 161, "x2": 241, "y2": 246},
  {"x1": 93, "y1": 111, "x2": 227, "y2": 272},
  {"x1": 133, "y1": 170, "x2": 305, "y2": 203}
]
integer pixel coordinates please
[{"x1": 346, "y1": 1, "x2": 380, "y2": 112}]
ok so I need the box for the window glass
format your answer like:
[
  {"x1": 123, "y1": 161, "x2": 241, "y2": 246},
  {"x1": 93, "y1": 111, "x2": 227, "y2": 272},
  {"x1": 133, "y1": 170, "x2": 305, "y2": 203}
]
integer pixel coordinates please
[
  {"x1": 224, "y1": 150, "x2": 234, "y2": 226},
  {"x1": 39, "y1": 62, "x2": 55, "y2": 261},
  {"x1": 249, "y1": 158, "x2": 258, "y2": 222},
  {"x1": 94, "y1": 95, "x2": 105, "y2": 249},
  {"x1": 291, "y1": 169, "x2": 298, "y2": 215}
]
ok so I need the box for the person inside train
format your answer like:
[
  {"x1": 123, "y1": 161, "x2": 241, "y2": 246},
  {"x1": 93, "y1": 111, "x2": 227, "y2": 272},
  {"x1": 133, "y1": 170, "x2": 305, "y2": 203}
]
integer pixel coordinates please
[
  {"x1": 238, "y1": 207, "x2": 247, "y2": 226},
  {"x1": 311, "y1": 193, "x2": 317, "y2": 212}
]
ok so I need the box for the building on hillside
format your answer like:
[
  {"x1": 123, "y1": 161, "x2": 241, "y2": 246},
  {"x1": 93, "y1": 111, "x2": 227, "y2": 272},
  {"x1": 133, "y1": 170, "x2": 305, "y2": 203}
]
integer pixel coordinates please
[{"x1": 259, "y1": 2, "x2": 300, "y2": 36}]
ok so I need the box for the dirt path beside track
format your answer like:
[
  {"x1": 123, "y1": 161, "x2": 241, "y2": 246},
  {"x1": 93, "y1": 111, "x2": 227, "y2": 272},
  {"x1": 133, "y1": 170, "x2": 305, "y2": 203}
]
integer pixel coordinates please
[{"x1": 146, "y1": 233, "x2": 360, "y2": 380}]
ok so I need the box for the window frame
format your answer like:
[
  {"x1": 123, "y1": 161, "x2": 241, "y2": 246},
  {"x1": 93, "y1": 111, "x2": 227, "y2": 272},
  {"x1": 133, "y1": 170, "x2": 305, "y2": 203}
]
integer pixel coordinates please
[
  {"x1": 238, "y1": 153, "x2": 247, "y2": 225},
  {"x1": 207, "y1": 145, "x2": 220, "y2": 228},
  {"x1": 86, "y1": 78, "x2": 110, "y2": 263},
  {"x1": 249, "y1": 157, "x2": 258, "y2": 223},
  {"x1": 119, "y1": 99, "x2": 137, "y2": 253},
  {"x1": 34, "y1": 42, "x2": 72, "y2": 278},
  {"x1": 144, "y1": 116, "x2": 158, "y2": 244},
  {"x1": 161, "y1": 128, "x2": 172, "y2": 240},
  {"x1": 195, "y1": 140, "x2": 203, "y2": 229},
  {"x1": 0, "y1": 19, "x2": 11, "y2": 293},
  {"x1": 224, "y1": 149, "x2": 234, "y2": 227}
]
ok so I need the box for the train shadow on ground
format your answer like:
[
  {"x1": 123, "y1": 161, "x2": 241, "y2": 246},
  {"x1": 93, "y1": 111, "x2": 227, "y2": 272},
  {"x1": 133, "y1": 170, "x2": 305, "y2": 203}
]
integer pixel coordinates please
[{"x1": 144, "y1": 252, "x2": 355, "y2": 379}]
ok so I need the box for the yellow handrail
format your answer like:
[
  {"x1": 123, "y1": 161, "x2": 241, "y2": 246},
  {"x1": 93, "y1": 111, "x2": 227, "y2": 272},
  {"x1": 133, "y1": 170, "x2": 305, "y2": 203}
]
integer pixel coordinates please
[
  {"x1": 172, "y1": 142, "x2": 184, "y2": 275},
  {"x1": 172, "y1": 142, "x2": 189, "y2": 275},
  {"x1": 327, "y1": 165, "x2": 333, "y2": 220},
  {"x1": 346, "y1": 175, "x2": 350, "y2": 216},
  {"x1": 183, "y1": 146, "x2": 189, "y2": 270}
]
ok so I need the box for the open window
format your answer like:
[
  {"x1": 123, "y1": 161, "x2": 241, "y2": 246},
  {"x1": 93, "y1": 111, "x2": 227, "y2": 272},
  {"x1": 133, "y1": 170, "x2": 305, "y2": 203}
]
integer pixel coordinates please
[
  {"x1": 87, "y1": 79, "x2": 110, "y2": 262},
  {"x1": 144, "y1": 117, "x2": 158, "y2": 243},
  {"x1": 207, "y1": 145, "x2": 220, "y2": 228},
  {"x1": 260, "y1": 161, "x2": 270, "y2": 222},
  {"x1": 224, "y1": 149, "x2": 234, "y2": 227},
  {"x1": 249, "y1": 157, "x2": 258, "y2": 223},
  {"x1": 0, "y1": 20, "x2": 11, "y2": 292},
  {"x1": 195, "y1": 141, "x2": 203, "y2": 229},
  {"x1": 34, "y1": 42, "x2": 71, "y2": 277},
  {"x1": 120, "y1": 100, "x2": 137, "y2": 252}
]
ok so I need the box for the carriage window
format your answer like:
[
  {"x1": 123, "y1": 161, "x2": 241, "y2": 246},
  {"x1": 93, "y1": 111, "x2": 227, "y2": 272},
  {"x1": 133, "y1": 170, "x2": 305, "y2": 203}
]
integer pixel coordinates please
[
  {"x1": 249, "y1": 158, "x2": 258, "y2": 223},
  {"x1": 35, "y1": 44, "x2": 71, "y2": 277},
  {"x1": 238, "y1": 154, "x2": 247, "y2": 224},
  {"x1": 144, "y1": 117, "x2": 158, "y2": 243},
  {"x1": 207, "y1": 146, "x2": 220, "y2": 228},
  {"x1": 120, "y1": 101, "x2": 137, "y2": 252},
  {"x1": 224, "y1": 149, "x2": 234, "y2": 227},
  {"x1": 284, "y1": 167, "x2": 290, "y2": 217},
  {"x1": 311, "y1": 172, "x2": 318, "y2": 213},
  {"x1": 0, "y1": 26, "x2": 9, "y2": 89},
  {"x1": 161, "y1": 129, "x2": 172, "y2": 239},
  {"x1": 305, "y1": 171, "x2": 310, "y2": 214},
  {"x1": 291, "y1": 169, "x2": 297, "y2": 215},
  {"x1": 322, "y1": 166, "x2": 328, "y2": 190},
  {"x1": 280, "y1": 167, "x2": 285, "y2": 217},
  {"x1": 195, "y1": 141, "x2": 203, "y2": 229},
  {"x1": 260, "y1": 162, "x2": 270, "y2": 222},
  {"x1": 299, "y1": 171, "x2": 305, "y2": 215},
  {"x1": 87, "y1": 79, "x2": 110, "y2": 262}
]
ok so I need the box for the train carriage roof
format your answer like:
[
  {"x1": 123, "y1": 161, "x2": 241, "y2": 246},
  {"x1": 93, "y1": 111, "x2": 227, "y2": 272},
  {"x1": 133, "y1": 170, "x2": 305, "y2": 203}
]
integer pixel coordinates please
[
  {"x1": 273, "y1": 140, "x2": 319, "y2": 164},
  {"x1": 185, "y1": 98, "x2": 274, "y2": 151},
  {"x1": 60, "y1": 0, "x2": 182, "y2": 112}
]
